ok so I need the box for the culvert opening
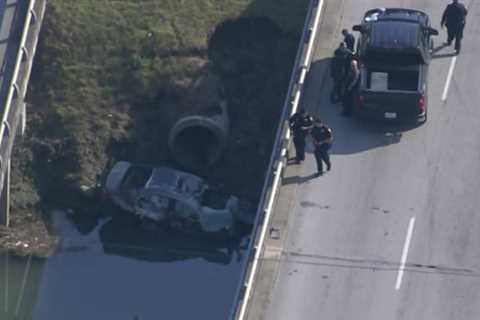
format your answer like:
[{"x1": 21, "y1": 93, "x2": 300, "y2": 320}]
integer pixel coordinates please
[{"x1": 171, "y1": 125, "x2": 222, "y2": 168}]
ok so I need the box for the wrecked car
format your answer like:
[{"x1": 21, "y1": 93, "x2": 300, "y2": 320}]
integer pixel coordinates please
[{"x1": 104, "y1": 161, "x2": 254, "y2": 236}]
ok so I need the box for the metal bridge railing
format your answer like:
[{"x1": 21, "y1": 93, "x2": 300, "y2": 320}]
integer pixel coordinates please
[
  {"x1": 230, "y1": 0, "x2": 325, "y2": 319},
  {"x1": 0, "y1": 0, "x2": 46, "y2": 190}
]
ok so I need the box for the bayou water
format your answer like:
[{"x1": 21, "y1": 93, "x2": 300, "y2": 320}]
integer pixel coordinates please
[{"x1": 0, "y1": 211, "x2": 249, "y2": 320}]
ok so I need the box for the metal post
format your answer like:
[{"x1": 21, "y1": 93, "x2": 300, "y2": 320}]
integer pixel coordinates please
[{"x1": 0, "y1": 159, "x2": 10, "y2": 226}]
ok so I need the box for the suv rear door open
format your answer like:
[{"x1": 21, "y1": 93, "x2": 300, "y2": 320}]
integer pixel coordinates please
[{"x1": 358, "y1": 63, "x2": 427, "y2": 120}]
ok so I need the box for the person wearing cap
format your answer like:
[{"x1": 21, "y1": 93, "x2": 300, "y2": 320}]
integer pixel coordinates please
[
  {"x1": 289, "y1": 109, "x2": 314, "y2": 164},
  {"x1": 311, "y1": 120, "x2": 333, "y2": 177},
  {"x1": 441, "y1": 0, "x2": 468, "y2": 54},
  {"x1": 342, "y1": 29, "x2": 355, "y2": 52}
]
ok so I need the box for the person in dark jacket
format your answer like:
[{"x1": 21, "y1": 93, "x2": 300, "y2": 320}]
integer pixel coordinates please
[
  {"x1": 342, "y1": 29, "x2": 355, "y2": 52},
  {"x1": 311, "y1": 120, "x2": 333, "y2": 177},
  {"x1": 441, "y1": 0, "x2": 468, "y2": 54},
  {"x1": 330, "y1": 42, "x2": 353, "y2": 103},
  {"x1": 289, "y1": 109, "x2": 314, "y2": 164},
  {"x1": 342, "y1": 59, "x2": 360, "y2": 117}
]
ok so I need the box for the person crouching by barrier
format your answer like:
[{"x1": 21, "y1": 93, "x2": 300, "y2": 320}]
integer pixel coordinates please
[{"x1": 289, "y1": 109, "x2": 314, "y2": 164}]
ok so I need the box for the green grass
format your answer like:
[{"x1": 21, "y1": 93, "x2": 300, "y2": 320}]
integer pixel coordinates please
[{"x1": 12, "y1": 0, "x2": 309, "y2": 211}]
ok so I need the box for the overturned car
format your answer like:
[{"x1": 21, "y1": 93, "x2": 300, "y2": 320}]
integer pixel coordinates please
[{"x1": 104, "y1": 161, "x2": 254, "y2": 237}]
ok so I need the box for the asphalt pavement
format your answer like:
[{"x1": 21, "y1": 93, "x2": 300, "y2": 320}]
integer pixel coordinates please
[{"x1": 246, "y1": 1, "x2": 480, "y2": 319}]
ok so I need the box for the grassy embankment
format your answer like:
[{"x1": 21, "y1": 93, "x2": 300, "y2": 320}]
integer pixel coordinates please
[{"x1": 7, "y1": 0, "x2": 309, "y2": 254}]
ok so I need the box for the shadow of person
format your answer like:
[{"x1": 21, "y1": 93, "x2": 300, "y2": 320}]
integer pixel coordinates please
[
  {"x1": 282, "y1": 173, "x2": 318, "y2": 186},
  {"x1": 432, "y1": 52, "x2": 457, "y2": 59},
  {"x1": 431, "y1": 43, "x2": 448, "y2": 54},
  {"x1": 286, "y1": 157, "x2": 300, "y2": 165}
]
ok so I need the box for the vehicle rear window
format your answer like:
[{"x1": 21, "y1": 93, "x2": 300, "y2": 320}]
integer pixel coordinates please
[
  {"x1": 366, "y1": 69, "x2": 419, "y2": 91},
  {"x1": 120, "y1": 166, "x2": 153, "y2": 189}
]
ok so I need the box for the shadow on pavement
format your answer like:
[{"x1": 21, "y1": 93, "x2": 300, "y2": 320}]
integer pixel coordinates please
[
  {"x1": 431, "y1": 43, "x2": 449, "y2": 54},
  {"x1": 298, "y1": 57, "x2": 424, "y2": 155},
  {"x1": 432, "y1": 52, "x2": 457, "y2": 59},
  {"x1": 282, "y1": 172, "x2": 318, "y2": 186}
]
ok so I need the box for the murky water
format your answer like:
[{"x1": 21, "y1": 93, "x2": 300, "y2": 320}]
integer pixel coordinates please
[{"x1": 0, "y1": 211, "x2": 249, "y2": 320}]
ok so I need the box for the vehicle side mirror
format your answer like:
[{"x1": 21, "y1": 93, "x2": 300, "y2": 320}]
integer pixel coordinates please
[
  {"x1": 352, "y1": 25, "x2": 363, "y2": 32},
  {"x1": 428, "y1": 27, "x2": 439, "y2": 36}
]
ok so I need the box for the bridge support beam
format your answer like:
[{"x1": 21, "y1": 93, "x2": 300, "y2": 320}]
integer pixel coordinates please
[{"x1": 0, "y1": 159, "x2": 10, "y2": 227}]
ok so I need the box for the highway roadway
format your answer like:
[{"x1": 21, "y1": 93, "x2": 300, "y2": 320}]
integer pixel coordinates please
[{"x1": 246, "y1": 0, "x2": 480, "y2": 319}]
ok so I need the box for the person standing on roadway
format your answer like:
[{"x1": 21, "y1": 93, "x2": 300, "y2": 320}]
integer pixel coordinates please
[
  {"x1": 330, "y1": 42, "x2": 353, "y2": 103},
  {"x1": 342, "y1": 29, "x2": 355, "y2": 52},
  {"x1": 311, "y1": 120, "x2": 333, "y2": 177},
  {"x1": 342, "y1": 59, "x2": 360, "y2": 117},
  {"x1": 441, "y1": 0, "x2": 468, "y2": 54},
  {"x1": 289, "y1": 109, "x2": 314, "y2": 164}
]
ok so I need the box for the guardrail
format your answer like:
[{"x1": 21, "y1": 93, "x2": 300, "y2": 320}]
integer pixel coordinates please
[
  {"x1": 230, "y1": 0, "x2": 325, "y2": 319},
  {"x1": 0, "y1": 0, "x2": 45, "y2": 189}
]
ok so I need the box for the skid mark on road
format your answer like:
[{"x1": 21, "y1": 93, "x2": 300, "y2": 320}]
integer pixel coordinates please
[{"x1": 262, "y1": 251, "x2": 478, "y2": 280}]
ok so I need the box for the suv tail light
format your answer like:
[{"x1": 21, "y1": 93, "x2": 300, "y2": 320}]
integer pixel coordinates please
[{"x1": 418, "y1": 95, "x2": 425, "y2": 112}]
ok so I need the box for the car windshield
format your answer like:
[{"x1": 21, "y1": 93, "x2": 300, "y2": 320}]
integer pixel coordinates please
[{"x1": 362, "y1": 22, "x2": 427, "y2": 65}]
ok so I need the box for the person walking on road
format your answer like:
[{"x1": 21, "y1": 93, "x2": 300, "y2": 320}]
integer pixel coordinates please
[
  {"x1": 441, "y1": 0, "x2": 468, "y2": 54},
  {"x1": 342, "y1": 59, "x2": 360, "y2": 117},
  {"x1": 289, "y1": 109, "x2": 314, "y2": 164},
  {"x1": 342, "y1": 29, "x2": 355, "y2": 52},
  {"x1": 311, "y1": 120, "x2": 333, "y2": 177}
]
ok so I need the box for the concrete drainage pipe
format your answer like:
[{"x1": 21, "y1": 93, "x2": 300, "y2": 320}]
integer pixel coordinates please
[{"x1": 168, "y1": 102, "x2": 229, "y2": 170}]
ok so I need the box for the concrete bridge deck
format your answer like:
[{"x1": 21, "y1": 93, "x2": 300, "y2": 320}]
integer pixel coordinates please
[{"x1": 243, "y1": 0, "x2": 480, "y2": 319}]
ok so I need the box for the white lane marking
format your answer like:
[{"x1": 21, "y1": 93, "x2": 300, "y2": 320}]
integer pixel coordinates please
[
  {"x1": 441, "y1": 56, "x2": 457, "y2": 101},
  {"x1": 395, "y1": 216, "x2": 416, "y2": 290}
]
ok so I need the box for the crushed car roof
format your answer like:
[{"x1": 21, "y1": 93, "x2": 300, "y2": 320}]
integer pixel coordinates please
[{"x1": 145, "y1": 166, "x2": 205, "y2": 195}]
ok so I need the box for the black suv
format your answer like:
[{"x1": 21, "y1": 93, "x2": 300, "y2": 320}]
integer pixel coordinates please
[{"x1": 352, "y1": 8, "x2": 438, "y2": 123}]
